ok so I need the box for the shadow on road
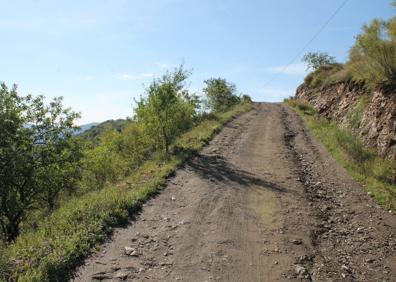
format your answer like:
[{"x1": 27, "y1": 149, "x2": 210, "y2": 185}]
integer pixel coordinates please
[{"x1": 188, "y1": 153, "x2": 287, "y2": 193}]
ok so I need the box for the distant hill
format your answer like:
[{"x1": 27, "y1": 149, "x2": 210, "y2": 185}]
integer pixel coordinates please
[
  {"x1": 78, "y1": 119, "x2": 128, "y2": 141},
  {"x1": 74, "y1": 122, "x2": 100, "y2": 135}
]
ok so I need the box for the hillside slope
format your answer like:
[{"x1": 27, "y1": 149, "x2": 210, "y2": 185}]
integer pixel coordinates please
[{"x1": 295, "y1": 82, "x2": 396, "y2": 161}]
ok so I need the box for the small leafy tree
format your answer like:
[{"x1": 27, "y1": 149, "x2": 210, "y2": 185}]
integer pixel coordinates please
[
  {"x1": 135, "y1": 66, "x2": 198, "y2": 156},
  {"x1": 347, "y1": 18, "x2": 396, "y2": 89},
  {"x1": 203, "y1": 78, "x2": 240, "y2": 112},
  {"x1": 0, "y1": 83, "x2": 82, "y2": 241},
  {"x1": 302, "y1": 51, "x2": 337, "y2": 70},
  {"x1": 241, "y1": 94, "x2": 252, "y2": 104}
]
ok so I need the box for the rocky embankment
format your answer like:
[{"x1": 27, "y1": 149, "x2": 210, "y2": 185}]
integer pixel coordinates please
[{"x1": 295, "y1": 82, "x2": 396, "y2": 160}]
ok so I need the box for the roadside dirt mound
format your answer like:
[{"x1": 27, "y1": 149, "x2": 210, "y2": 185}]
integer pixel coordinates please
[
  {"x1": 295, "y1": 82, "x2": 396, "y2": 161},
  {"x1": 72, "y1": 103, "x2": 396, "y2": 282}
]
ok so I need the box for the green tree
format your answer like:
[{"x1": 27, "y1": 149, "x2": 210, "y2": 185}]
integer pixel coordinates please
[
  {"x1": 203, "y1": 78, "x2": 240, "y2": 112},
  {"x1": 135, "y1": 66, "x2": 198, "y2": 156},
  {"x1": 347, "y1": 18, "x2": 396, "y2": 89},
  {"x1": 302, "y1": 51, "x2": 337, "y2": 70},
  {"x1": 0, "y1": 83, "x2": 82, "y2": 241}
]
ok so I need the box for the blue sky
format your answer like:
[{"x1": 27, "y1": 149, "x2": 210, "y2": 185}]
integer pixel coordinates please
[{"x1": 0, "y1": 0, "x2": 394, "y2": 123}]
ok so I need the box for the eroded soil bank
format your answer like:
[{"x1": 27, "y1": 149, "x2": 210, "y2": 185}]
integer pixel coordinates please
[{"x1": 72, "y1": 103, "x2": 396, "y2": 282}]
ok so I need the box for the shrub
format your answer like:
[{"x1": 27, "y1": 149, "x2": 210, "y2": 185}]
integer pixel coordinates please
[
  {"x1": 347, "y1": 18, "x2": 396, "y2": 90},
  {"x1": 203, "y1": 78, "x2": 241, "y2": 112},
  {"x1": 304, "y1": 63, "x2": 344, "y2": 88}
]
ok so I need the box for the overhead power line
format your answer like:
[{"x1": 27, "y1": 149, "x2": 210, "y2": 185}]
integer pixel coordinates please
[{"x1": 263, "y1": 0, "x2": 350, "y2": 87}]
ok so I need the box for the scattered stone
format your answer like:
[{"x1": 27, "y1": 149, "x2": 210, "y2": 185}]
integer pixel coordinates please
[
  {"x1": 110, "y1": 266, "x2": 121, "y2": 272},
  {"x1": 124, "y1": 247, "x2": 139, "y2": 256},
  {"x1": 294, "y1": 264, "x2": 308, "y2": 277},
  {"x1": 91, "y1": 271, "x2": 112, "y2": 280},
  {"x1": 291, "y1": 239, "x2": 303, "y2": 245},
  {"x1": 171, "y1": 196, "x2": 176, "y2": 201},
  {"x1": 114, "y1": 271, "x2": 129, "y2": 280}
]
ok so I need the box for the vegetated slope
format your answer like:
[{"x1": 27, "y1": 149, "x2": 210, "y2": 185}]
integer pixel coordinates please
[
  {"x1": 295, "y1": 83, "x2": 396, "y2": 161},
  {"x1": 4, "y1": 102, "x2": 251, "y2": 282},
  {"x1": 78, "y1": 119, "x2": 127, "y2": 140},
  {"x1": 73, "y1": 122, "x2": 100, "y2": 135},
  {"x1": 73, "y1": 103, "x2": 396, "y2": 282}
]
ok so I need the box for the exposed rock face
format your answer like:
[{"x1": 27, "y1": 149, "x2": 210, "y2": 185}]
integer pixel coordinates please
[{"x1": 295, "y1": 82, "x2": 396, "y2": 160}]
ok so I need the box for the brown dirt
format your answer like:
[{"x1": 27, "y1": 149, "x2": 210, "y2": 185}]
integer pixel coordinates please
[{"x1": 72, "y1": 103, "x2": 396, "y2": 282}]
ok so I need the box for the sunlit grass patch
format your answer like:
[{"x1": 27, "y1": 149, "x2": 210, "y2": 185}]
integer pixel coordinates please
[{"x1": 286, "y1": 99, "x2": 396, "y2": 211}]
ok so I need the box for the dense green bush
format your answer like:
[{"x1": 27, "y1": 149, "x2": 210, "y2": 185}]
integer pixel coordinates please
[
  {"x1": 303, "y1": 63, "x2": 345, "y2": 88},
  {"x1": 347, "y1": 17, "x2": 396, "y2": 90},
  {"x1": 203, "y1": 78, "x2": 241, "y2": 112},
  {"x1": 82, "y1": 131, "x2": 128, "y2": 189}
]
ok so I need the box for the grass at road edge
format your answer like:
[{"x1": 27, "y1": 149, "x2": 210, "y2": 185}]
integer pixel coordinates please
[
  {"x1": 285, "y1": 99, "x2": 396, "y2": 212},
  {"x1": 4, "y1": 103, "x2": 253, "y2": 282}
]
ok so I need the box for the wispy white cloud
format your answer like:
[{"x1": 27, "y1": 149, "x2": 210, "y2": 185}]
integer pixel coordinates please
[
  {"x1": 268, "y1": 63, "x2": 308, "y2": 75},
  {"x1": 122, "y1": 73, "x2": 155, "y2": 79}
]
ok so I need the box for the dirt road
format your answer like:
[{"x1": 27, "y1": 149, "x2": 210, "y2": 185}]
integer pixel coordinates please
[{"x1": 73, "y1": 103, "x2": 396, "y2": 282}]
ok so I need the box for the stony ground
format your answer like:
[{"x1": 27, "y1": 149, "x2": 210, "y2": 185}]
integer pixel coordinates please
[{"x1": 72, "y1": 103, "x2": 396, "y2": 282}]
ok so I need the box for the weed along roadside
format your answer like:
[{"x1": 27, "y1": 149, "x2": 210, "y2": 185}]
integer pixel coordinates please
[{"x1": 285, "y1": 99, "x2": 396, "y2": 212}]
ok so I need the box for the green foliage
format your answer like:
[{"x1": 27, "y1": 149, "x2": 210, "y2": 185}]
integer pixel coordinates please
[
  {"x1": 303, "y1": 63, "x2": 345, "y2": 88},
  {"x1": 287, "y1": 100, "x2": 396, "y2": 211},
  {"x1": 241, "y1": 94, "x2": 253, "y2": 104},
  {"x1": 135, "y1": 66, "x2": 198, "y2": 155},
  {"x1": 203, "y1": 78, "x2": 241, "y2": 112},
  {"x1": 118, "y1": 122, "x2": 152, "y2": 168},
  {"x1": 82, "y1": 130, "x2": 128, "y2": 189},
  {"x1": 347, "y1": 17, "x2": 396, "y2": 89},
  {"x1": 0, "y1": 83, "x2": 82, "y2": 242},
  {"x1": 303, "y1": 8, "x2": 396, "y2": 91},
  {"x1": 302, "y1": 51, "x2": 336, "y2": 70},
  {"x1": 5, "y1": 103, "x2": 252, "y2": 282},
  {"x1": 79, "y1": 119, "x2": 127, "y2": 142}
]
